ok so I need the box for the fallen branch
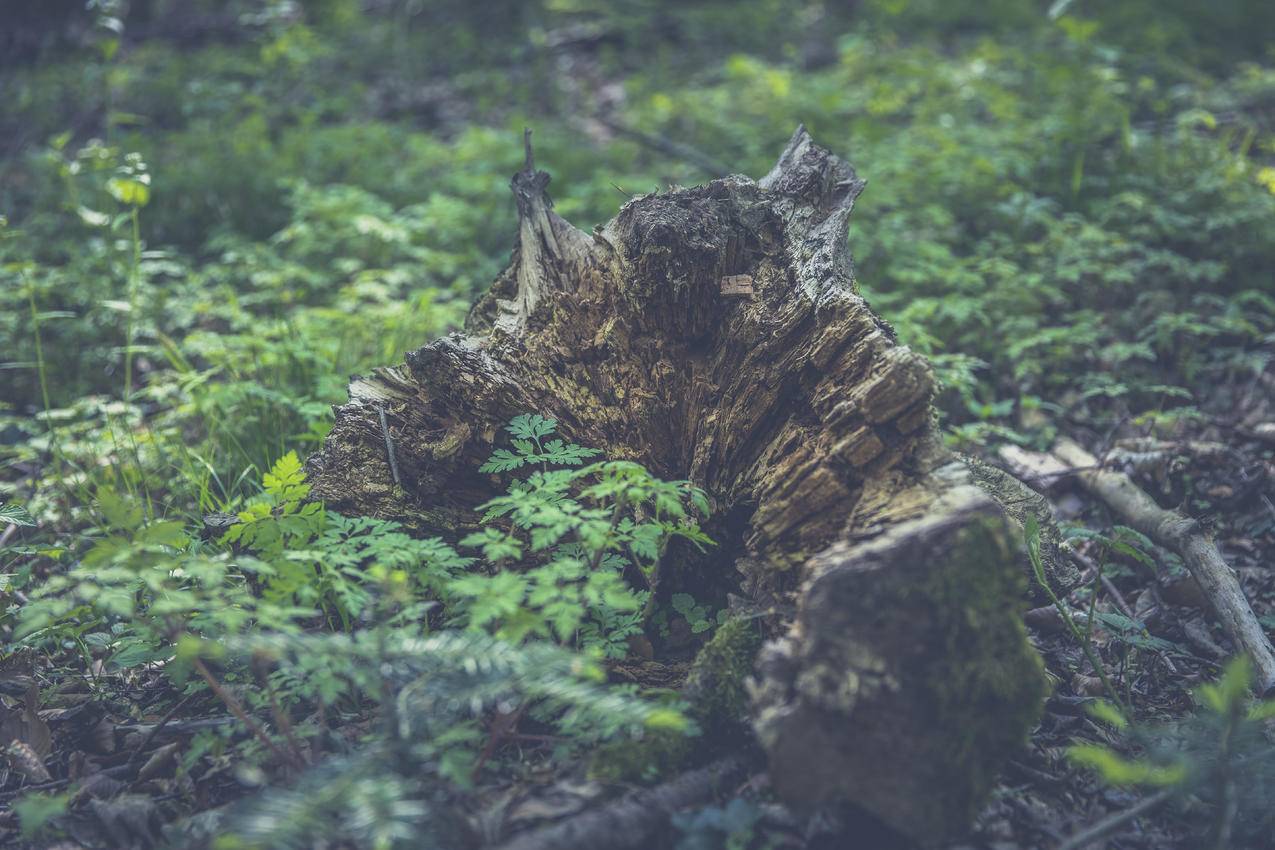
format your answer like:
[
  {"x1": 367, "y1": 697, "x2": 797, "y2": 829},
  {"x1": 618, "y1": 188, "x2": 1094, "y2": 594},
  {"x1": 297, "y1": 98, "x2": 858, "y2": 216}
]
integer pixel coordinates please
[
  {"x1": 1249, "y1": 423, "x2": 1275, "y2": 446},
  {"x1": 495, "y1": 755, "x2": 754, "y2": 850},
  {"x1": 116, "y1": 716, "x2": 237, "y2": 736},
  {"x1": 125, "y1": 694, "x2": 194, "y2": 772},
  {"x1": 1011, "y1": 438, "x2": 1275, "y2": 694},
  {"x1": 192, "y1": 657, "x2": 299, "y2": 769}
]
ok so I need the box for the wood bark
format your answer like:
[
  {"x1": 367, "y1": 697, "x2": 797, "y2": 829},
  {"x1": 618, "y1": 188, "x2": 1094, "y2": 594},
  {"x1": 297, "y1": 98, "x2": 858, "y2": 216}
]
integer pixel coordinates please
[{"x1": 307, "y1": 127, "x2": 1050, "y2": 844}]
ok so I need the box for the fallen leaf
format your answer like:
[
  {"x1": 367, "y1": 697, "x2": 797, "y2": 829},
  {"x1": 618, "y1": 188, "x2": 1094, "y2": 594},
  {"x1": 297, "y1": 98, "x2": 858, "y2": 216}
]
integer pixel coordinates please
[
  {"x1": 0, "y1": 683, "x2": 52, "y2": 758},
  {"x1": 7, "y1": 740, "x2": 52, "y2": 783},
  {"x1": 91, "y1": 717, "x2": 118, "y2": 755},
  {"x1": 136, "y1": 742, "x2": 180, "y2": 783}
]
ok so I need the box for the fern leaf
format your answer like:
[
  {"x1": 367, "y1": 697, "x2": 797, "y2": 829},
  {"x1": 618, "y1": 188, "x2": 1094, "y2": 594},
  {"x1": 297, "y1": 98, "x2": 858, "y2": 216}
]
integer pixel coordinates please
[
  {"x1": 507, "y1": 413, "x2": 556, "y2": 440},
  {"x1": 479, "y1": 449, "x2": 525, "y2": 474},
  {"x1": 537, "y1": 439, "x2": 600, "y2": 466}
]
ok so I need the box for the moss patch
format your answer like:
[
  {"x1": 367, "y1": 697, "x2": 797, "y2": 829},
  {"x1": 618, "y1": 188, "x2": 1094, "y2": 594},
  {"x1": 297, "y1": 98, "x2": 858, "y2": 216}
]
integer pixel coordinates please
[
  {"x1": 910, "y1": 515, "x2": 1049, "y2": 826},
  {"x1": 682, "y1": 616, "x2": 764, "y2": 736},
  {"x1": 590, "y1": 616, "x2": 763, "y2": 783}
]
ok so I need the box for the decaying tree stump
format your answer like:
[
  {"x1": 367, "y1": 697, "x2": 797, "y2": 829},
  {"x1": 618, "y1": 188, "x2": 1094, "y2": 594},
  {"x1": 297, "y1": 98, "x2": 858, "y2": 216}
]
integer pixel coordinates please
[{"x1": 307, "y1": 127, "x2": 1055, "y2": 845}]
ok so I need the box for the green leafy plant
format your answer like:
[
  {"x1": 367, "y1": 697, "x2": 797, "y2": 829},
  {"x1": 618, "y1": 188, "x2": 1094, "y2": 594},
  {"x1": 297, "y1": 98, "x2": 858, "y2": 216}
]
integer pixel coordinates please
[
  {"x1": 5, "y1": 4, "x2": 1275, "y2": 847},
  {"x1": 451, "y1": 415, "x2": 713, "y2": 656},
  {"x1": 0, "y1": 502, "x2": 37, "y2": 528},
  {"x1": 13, "y1": 791, "x2": 70, "y2": 841},
  {"x1": 1069, "y1": 657, "x2": 1275, "y2": 848},
  {"x1": 673, "y1": 798, "x2": 766, "y2": 850},
  {"x1": 216, "y1": 451, "x2": 471, "y2": 627},
  {"x1": 1092, "y1": 612, "x2": 1182, "y2": 655},
  {"x1": 1026, "y1": 516, "x2": 1124, "y2": 710},
  {"x1": 14, "y1": 444, "x2": 694, "y2": 822},
  {"x1": 211, "y1": 627, "x2": 689, "y2": 849},
  {"x1": 671, "y1": 592, "x2": 727, "y2": 635}
]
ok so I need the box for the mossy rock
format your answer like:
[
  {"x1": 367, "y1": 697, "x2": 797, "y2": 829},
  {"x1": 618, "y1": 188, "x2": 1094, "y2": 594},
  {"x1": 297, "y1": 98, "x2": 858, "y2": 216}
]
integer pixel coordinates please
[{"x1": 752, "y1": 488, "x2": 1049, "y2": 845}]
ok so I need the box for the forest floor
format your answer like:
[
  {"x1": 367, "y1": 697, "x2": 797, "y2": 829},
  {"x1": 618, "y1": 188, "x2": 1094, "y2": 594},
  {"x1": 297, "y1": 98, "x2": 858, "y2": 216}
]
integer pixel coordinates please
[
  {"x1": 2, "y1": 3, "x2": 1275, "y2": 848},
  {"x1": 5, "y1": 393, "x2": 1273, "y2": 848}
]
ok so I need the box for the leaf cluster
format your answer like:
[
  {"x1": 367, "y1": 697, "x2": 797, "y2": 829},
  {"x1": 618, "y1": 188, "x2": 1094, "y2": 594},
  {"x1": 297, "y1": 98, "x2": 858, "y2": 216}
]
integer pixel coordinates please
[
  {"x1": 1070, "y1": 657, "x2": 1275, "y2": 847},
  {"x1": 451, "y1": 416, "x2": 712, "y2": 655}
]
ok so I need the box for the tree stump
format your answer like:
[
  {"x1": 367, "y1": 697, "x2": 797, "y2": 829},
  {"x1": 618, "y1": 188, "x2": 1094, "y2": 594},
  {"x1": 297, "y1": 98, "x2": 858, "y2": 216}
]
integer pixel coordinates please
[{"x1": 307, "y1": 127, "x2": 1051, "y2": 845}]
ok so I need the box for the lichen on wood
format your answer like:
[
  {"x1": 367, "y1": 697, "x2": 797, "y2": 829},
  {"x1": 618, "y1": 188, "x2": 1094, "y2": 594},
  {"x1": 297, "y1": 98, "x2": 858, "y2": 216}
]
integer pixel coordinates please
[{"x1": 965, "y1": 453, "x2": 1080, "y2": 600}]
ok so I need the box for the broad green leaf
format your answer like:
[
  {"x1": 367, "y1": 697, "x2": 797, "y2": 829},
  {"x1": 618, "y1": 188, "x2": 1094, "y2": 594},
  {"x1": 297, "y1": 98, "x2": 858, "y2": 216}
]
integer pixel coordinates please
[
  {"x1": 0, "y1": 502, "x2": 36, "y2": 528},
  {"x1": 106, "y1": 175, "x2": 151, "y2": 207}
]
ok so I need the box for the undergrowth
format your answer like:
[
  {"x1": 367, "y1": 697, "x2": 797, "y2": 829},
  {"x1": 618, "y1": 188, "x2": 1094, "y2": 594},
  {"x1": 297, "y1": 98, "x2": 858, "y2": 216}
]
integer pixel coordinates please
[
  {"x1": 2, "y1": 1, "x2": 1274, "y2": 847},
  {"x1": 6, "y1": 416, "x2": 700, "y2": 846}
]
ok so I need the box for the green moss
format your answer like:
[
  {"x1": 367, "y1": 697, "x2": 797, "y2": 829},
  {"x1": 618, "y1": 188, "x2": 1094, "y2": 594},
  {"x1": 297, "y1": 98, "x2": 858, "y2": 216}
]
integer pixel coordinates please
[
  {"x1": 683, "y1": 616, "x2": 764, "y2": 735},
  {"x1": 589, "y1": 617, "x2": 763, "y2": 784},
  {"x1": 911, "y1": 515, "x2": 1049, "y2": 825},
  {"x1": 589, "y1": 728, "x2": 693, "y2": 784}
]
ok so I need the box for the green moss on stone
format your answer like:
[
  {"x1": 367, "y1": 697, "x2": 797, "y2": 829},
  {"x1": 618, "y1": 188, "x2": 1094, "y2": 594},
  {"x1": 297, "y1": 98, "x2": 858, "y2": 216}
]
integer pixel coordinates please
[{"x1": 588, "y1": 727, "x2": 692, "y2": 784}]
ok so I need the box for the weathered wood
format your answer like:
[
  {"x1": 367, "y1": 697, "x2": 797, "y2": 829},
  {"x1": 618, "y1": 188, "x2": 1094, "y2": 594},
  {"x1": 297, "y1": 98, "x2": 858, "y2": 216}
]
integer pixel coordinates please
[
  {"x1": 307, "y1": 127, "x2": 1049, "y2": 843},
  {"x1": 966, "y1": 454, "x2": 1080, "y2": 599},
  {"x1": 750, "y1": 455, "x2": 1047, "y2": 844}
]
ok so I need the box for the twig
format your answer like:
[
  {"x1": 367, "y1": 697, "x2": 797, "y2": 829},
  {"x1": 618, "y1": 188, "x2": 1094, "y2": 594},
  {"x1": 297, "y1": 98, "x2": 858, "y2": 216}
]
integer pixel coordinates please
[
  {"x1": 258, "y1": 664, "x2": 307, "y2": 768},
  {"x1": 116, "y1": 716, "x2": 236, "y2": 735},
  {"x1": 1068, "y1": 547, "x2": 1178, "y2": 675},
  {"x1": 1067, "y1": 549, "x2": 1135, "y2": 619},
  {"x1": 377, "y1": 404, "x2": 402, "y2": 488},
  {"x1": 0, "y1": 523, "x2": 17, "y2": 548},
  {"x1": 1029, "y1": 521, "x2": 1126, "y2": 712},
  {"x1": 0, "y1": 777, "x2": 70, "y2": 801},
  {"x1": 126, "y1": 693, "x2": 194, "y2": 771},
  {"x1": 595, "y1": 116, "x2": 731, "y2": 177},
  {"x1": 470, "y1": 702, "x2": 527, "y2": 781},
  {"x1": 313, "y1": 697, "x2": 327, "y2": 760},
  {"x1": 192, "y1": 657, "x2": 293, "y2": 767},
  {"x1": 1052, "y1": 438, "x2": 1275, "y2": 694},
  {"x1": 1260, "y1": 493, "x2": 1275, "y2": 524},
  {"x1": 1056, "y1": 788, "x2": 1175, "y2": 850}
]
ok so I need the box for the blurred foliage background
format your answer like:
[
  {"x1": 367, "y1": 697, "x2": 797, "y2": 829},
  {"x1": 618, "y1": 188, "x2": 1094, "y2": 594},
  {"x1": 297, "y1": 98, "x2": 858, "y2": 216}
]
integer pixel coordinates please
[{"x1": 2, "y1": 0, "x2": 1274, "y2": 522}]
